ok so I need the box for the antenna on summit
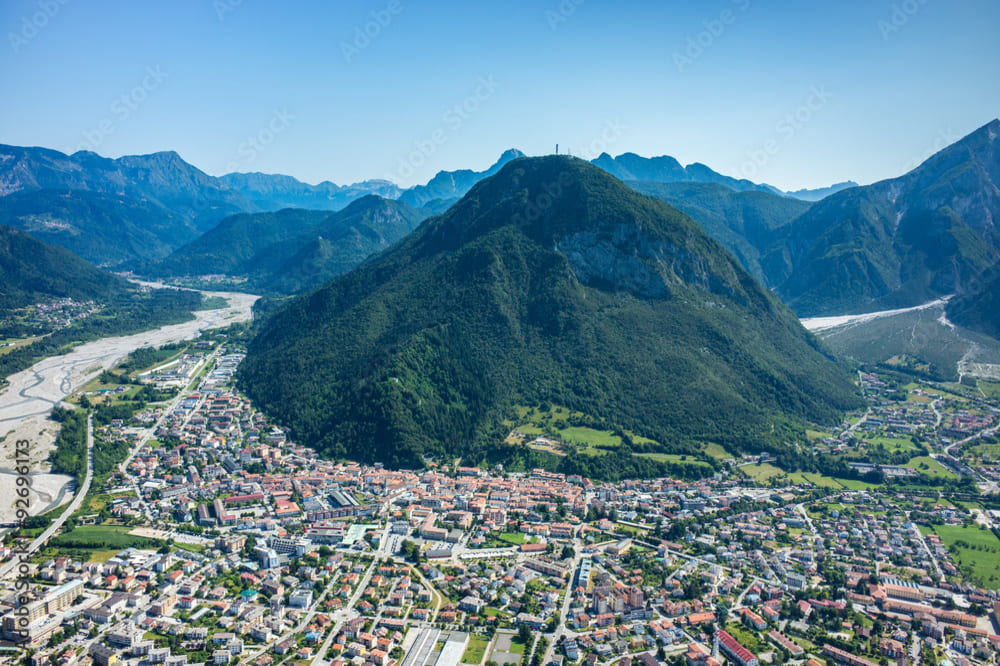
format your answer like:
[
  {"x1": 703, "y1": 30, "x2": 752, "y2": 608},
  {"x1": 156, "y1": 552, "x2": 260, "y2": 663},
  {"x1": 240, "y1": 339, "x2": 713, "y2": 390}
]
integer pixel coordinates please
[{"x1": 555, "y1": 143, "x2": 559, "y2": 155}]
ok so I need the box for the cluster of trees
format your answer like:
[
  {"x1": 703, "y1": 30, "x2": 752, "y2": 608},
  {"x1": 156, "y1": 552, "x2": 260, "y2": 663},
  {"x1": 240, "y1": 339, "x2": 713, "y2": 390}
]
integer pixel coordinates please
[
  {"x1": 400, "y1": 539, "x2": 422, "y2": 563},
  {"x1": 558, "y1": 447, "x2": 716, "y2": 483},
  {"x1": 49, "y1": 381, "x2": 178, "y2": 487},
  {"x1": 118, "y1": 341, "x2": 189, "y2": 374},
  {"x1": 47, "y1": 407, "x2": 89, "y2": 486}
]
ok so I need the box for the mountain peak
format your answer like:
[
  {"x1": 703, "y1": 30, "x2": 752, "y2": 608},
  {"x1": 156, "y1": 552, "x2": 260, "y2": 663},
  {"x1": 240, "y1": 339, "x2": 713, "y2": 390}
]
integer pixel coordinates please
[
  {"x1": 497, "y1": 148, "x2": 526, "y2": 162},
  {"x1": 341, "y1": 193, "x2": 389, "y2": 212},
  {"x1": 398, "y1": 150, "x2": 526, "y2": 208},
  {"x1": 485, "y1": 148, "x2": 526, "y2": 173},
  {"x1": 410, "y1": 155, "x2": 754, "y2": 301},
  {"x1": 239, "y1": 151, "x2": 860, "y2": 472}
]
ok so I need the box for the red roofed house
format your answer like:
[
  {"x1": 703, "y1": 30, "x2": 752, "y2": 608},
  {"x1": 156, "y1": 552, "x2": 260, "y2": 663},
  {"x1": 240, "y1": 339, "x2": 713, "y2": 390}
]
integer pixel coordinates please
[{"x1": 715, "y1": 630, "x2": 758, "y2": 666}]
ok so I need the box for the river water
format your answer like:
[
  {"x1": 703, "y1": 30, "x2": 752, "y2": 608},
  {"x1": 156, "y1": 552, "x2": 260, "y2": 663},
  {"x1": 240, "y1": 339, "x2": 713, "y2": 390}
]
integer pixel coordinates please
[{"x1": 0, "y1": 288, "x2": 257, "y2": 520}]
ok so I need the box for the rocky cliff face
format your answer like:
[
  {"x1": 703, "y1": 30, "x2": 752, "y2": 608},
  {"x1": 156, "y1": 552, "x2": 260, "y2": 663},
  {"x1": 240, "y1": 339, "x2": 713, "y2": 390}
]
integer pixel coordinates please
[{"x1": 555, "y1": 224, "x2": 740, "y2": 301}]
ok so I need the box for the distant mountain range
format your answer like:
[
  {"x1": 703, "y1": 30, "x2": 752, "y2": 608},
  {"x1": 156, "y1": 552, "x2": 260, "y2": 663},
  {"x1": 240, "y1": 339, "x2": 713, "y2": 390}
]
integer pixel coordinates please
[
  {"x1": 2, "y1": 122, "x2": 999, "y2": 323},
  {"x1": 786, "y1": 181, "x2": 860, "y2": 202},
  {"x1": 0, "y1": 146, "x2": 257, "y2": 266},
  {"x1": 238, "y1": 156, "x2": 860, "y2": 470},
  {"x1": 0, "y1": 141, "x2": 851, "y2": 267},
  {"x1": 398, "y1": 149, "x2": 527, "y2": 207},
  {"x1": 150, "y1": 196, "x2": 428, "y2": 294},
  {"x1": 219, "y1": 172, "x2": 402, "y2": 211}
]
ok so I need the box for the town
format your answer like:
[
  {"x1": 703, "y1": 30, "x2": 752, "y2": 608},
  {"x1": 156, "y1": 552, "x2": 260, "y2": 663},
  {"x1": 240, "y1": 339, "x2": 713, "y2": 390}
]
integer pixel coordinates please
[{"x1": 3, "y1": 337, "x2": 1000, "y2": 666}]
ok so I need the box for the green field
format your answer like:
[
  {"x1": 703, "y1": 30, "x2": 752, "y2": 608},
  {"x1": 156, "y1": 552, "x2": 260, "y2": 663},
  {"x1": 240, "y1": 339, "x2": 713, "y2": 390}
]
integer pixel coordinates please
[
  {"x1": 508, "y1": 637, "x2": 529, "y2": 655},
  {"x1": 637, "y1": 453, "x2": 713, "y2": 468},
  {"x1": 933, "y1": 524, "x2": 1000, "y2": 587},
  {"x1": 904, "y1": 456, "x2": 957, "y2": 479},
  {"x1": 496, "y1": 532, "x2": 526, "y2": 545},
  {"x1": 740, "y1": 463, "x2": 849, "y2": 489},
  {"x1": 509, "y1": 405, "x2": 631, "y2": 455},
  {"x1": 833, "y1": 477, "x2": 881, "y2": 490},
  {"x1": 702, "y1": 442, "x2": 730, "y2": 460},
  {"x1": 805, "y1": 429, "x2": 832, "y2": 442},
  {"x1": 862, "y1": 435, "x2": 919, "y2": 453},
  {"x1": 51, "y1": 525, "x2": 162, "y2": 550},
  {"x1": 967, "y1": 441, "x2": 1000, "y2": 460},
  {"x1": 614, "y1": 522, "x2": 650, "y2": 536},
  {"x1": 0, "y1": 336, "x2": 43, "y2": 357},
  {"x1": 786, "y1": 472, "x2": 844, "y2": 488},
  {"x1": 741, "y1": 463, "x2": 785, "y2": 483},
  {"x1": 559, "y1": 426, "x2": 622, "y2": 449},
  {"x1": 461, "y1": 637, "x2": 490, "y2": 664},
  {"x1": 724, "y1": 623, "x2": 766, "y2": 654},
  {"x1": 87, "y1": 549, "x2": 121, "y2": 563},
  {"x1": 980, "y1": 380, "x2": 1000, "y2": 400},
  {"x1": 628, "y1": 431, "x2": 661, "y2": 447}
]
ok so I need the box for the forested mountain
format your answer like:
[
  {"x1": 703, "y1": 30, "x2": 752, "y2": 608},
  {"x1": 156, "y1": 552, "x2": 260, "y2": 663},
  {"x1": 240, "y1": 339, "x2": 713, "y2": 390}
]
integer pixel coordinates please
[
  {"x1": 238, "y1": 156, "x2": 860, "y2": 470},
  {"x1": 770, "y1": 119, "x2": 1000, "y2": 316},
  {"x1": 946, "y1": 261, "x2": 1000, "y2": 339},
  {"x1": 150, "y1": 208, "x2": 332, "y2": 277},
  {"x1": 152, "y1": 196, "x2": 427, "y2": 294},
  {"x1": 0, "y1": 189, "x2": 191, "y2": 265},
  {"x1": 0, "y1": 225, "x2": 129, "y2": 309},
  {"x1": 0, "y1": 224, "x2": 210, "y2": 383}
]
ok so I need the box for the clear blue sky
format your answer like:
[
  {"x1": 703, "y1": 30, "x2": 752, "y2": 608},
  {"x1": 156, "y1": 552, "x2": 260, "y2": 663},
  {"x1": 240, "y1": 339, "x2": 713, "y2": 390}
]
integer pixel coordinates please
[{"x1": 1, "y1": 0, "x2": 997, "y2": 190}]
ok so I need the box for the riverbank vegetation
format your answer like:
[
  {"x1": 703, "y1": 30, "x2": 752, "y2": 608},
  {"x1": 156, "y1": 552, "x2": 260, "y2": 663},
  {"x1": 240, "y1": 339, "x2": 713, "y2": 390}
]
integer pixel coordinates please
[{"x1": 0, "y1": 288, "x2": 211, "y2": 386}]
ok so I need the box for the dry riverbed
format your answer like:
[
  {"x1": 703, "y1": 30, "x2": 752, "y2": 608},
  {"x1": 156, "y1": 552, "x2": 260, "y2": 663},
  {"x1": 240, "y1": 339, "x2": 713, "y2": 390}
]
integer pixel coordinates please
[{"x1": 0, "y1": 289, "x2": 257, "y2": 521}]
